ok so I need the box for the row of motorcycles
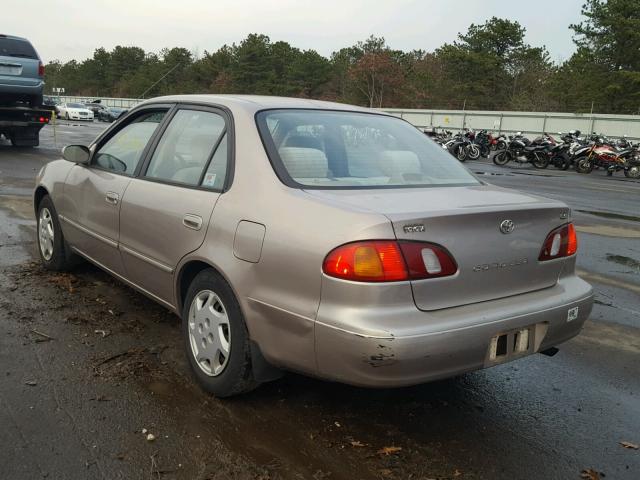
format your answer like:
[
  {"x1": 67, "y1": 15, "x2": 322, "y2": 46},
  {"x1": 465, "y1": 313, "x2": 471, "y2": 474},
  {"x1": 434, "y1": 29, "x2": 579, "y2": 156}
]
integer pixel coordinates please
[{"x1": 426, "y1": 127, "x2": 640, "y2": 178}]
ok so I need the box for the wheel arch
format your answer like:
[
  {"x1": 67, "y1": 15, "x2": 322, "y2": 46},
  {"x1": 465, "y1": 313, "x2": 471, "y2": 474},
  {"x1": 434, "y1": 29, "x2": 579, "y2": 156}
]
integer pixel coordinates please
[{"x1": 34, "y1": 185, "x2": 49, "y2": 214}]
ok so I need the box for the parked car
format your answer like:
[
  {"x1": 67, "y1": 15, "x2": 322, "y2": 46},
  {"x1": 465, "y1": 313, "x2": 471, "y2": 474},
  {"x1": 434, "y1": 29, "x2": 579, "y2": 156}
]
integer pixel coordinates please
[
  {"x1": 34, "y1": 95, "x2": 594, "y2": 397},
  {"x1": 84, "y1": 101, "x2": 107, "y2": 116},
  {"x1": 41, "y1": 95, "x2": 58, "y2": 112},
  {"x1": 0, "y1": 34, "x2": 44, "y2": 107},
  {"x1": 57, "y1": 102, "x2": 94, "y2": 121},
  {"x1": 97, "y1": 106, "x2": 127, "y2": 122}
]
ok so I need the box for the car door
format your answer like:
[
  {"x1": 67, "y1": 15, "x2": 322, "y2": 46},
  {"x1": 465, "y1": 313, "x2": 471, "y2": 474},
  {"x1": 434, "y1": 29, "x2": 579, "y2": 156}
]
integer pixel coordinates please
[
  {"x1": 61, "y1": 108, "x2": 169, "y2": 275},
  {"x1": 118, "y1": 105, "x2": 231, "y2": 305}
]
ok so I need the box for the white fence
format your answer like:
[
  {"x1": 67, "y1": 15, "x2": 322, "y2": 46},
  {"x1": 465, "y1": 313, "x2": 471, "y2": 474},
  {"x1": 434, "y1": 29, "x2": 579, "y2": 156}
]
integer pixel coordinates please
[
  {"x1": 382, "y1": 108, "x2": 640, "y2": 140},
  {"x1": 56, "y1": 96, "x2": 640, "y2": 140}
]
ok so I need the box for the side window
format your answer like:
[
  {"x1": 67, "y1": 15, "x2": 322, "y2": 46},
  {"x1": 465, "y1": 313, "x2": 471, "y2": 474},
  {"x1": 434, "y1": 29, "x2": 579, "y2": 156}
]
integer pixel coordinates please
[
  {"x1": 145, "y1": 109, "x2": 226, "y2": 187},
  {"x1": 93, "y1": 111, "x2": 166, "y2": 175}
]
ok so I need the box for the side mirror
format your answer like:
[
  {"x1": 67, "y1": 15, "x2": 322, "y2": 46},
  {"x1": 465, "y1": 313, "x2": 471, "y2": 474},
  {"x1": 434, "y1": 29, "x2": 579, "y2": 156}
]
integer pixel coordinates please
[{"x1": 62, "y1": 145, "x2": 90, "y2": 164}]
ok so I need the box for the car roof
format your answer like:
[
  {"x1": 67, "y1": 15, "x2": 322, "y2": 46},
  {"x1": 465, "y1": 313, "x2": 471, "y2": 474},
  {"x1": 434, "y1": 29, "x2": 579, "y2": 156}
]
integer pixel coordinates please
[
  {"x1": 0, "y1": 34, "x2": 32, "y2": 43},
  {"x1": 140, "y1": 94, "x2": 383, "y2": 116}
]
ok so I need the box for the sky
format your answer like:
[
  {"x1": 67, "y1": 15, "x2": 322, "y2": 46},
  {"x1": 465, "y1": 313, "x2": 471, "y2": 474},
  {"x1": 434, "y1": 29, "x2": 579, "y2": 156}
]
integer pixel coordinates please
[{"x1": 4, "y1": 0, "x2": 584, "y2": 63}]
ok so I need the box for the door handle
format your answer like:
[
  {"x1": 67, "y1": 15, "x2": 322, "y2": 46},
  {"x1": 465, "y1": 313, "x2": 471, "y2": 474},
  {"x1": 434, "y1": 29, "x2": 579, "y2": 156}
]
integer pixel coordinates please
[
  {"x1": 105, "y1": 191, "x2": 119, "y2": 205},
  {"x1": 183, "y1": 214, "x2": 203, "y2": 231}
]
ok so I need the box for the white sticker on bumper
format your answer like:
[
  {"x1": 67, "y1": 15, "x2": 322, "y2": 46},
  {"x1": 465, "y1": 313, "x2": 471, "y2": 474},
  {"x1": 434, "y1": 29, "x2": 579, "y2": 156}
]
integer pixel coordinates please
[{"x1": 567, "y1": 307, "x2": 579, "y2": 322}]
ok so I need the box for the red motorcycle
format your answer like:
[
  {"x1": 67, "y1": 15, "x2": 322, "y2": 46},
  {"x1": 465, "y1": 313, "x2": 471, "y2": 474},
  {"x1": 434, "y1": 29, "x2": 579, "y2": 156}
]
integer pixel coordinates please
[{"x1": 575, "y1": 137, "x2": 639, "y2": 177}]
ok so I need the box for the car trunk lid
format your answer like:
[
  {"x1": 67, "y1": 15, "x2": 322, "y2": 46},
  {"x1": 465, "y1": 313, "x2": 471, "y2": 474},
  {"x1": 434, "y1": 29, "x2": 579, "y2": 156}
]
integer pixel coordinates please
[{"x1": 305, "y1": 185, "x2": 570, "y2": 310}]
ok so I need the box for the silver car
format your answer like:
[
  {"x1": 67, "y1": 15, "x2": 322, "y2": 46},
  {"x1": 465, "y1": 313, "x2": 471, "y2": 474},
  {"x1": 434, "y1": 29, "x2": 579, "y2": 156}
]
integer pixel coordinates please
[{"x1": 34, "y1": 95, "x2": 594, "y2": 397}]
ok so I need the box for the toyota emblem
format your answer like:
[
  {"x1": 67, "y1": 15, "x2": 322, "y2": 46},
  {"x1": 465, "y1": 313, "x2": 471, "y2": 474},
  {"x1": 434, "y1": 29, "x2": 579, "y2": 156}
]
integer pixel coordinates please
[{"x1": 499, "y1": 219, "x2": 515, "y2": 234}]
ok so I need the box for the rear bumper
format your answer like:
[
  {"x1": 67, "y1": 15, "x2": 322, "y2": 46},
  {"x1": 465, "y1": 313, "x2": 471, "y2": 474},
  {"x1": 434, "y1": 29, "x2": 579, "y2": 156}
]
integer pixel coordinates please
[
  {"x1": 0, "y1": 79, "x2": 43, "y2": 96},
  {"x1": 314, "y1": 274, "x2": 593, "y2": 387}
]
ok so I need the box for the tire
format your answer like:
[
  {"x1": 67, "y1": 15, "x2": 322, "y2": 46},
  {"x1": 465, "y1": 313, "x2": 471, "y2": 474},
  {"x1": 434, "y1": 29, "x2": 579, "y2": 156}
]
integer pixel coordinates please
[
  {"x1": 496, "y1": 140, "x2": 507, "y2": 151},
  {"x1": 575, "y1": 157, "x2": 594, "y2": 174},
  {"x1": 467, "y1": 144, "x2": 480, "y2": 160},
  {"x1": 455, "y1": 145, "x2": 467, "y2": 162},
  {"x1": 532, "y1": 152, "x2": 550, "y2": 169},
  {"x1": 182, "y1": 269, "x2": 258, "y2": 397},
  {"x1": 36, "y1": 195, "x2": 80, "y2": 271},
  {"x1": 624, "y1": 165, "x2": 640, "y2": 178},
  {"x1": 493, "y1": 150, "x2": 510, "y2": 166}
]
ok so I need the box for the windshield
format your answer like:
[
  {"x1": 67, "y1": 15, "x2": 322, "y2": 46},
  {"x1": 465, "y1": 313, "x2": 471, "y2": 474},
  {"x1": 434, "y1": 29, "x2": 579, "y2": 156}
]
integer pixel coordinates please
[
  {"x1": 0, "y1": 38, "x2": 38, "y2": 59},
  {"x1": 256, "y1": 109, "x2": 479, "y2": 188},
  {"x1": 68, "y1": 103, "x2": 85, "y2": 108}
]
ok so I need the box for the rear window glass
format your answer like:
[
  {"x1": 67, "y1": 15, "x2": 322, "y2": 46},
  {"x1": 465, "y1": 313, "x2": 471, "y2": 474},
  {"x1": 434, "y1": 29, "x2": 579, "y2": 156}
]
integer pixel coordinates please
[
  {"x1": 0, "y1": 38, "x2": 38, "y2": 59},
  {"x1": 256, "y1": 109, "x2": 480, "y2": 188}
]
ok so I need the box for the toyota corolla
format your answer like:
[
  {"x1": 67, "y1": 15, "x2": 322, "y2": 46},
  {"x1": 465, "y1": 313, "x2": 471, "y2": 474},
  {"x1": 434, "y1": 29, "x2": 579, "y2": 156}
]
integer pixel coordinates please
[{"x1": 34, "y1": 95, "x2": 594, "y2": 397}]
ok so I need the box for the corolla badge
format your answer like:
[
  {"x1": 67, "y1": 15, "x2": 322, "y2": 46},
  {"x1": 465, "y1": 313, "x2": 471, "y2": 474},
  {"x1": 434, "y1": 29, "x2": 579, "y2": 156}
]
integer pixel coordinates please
[{"x1": 499, "y1": 219, "x2": 515, "y2": 234}]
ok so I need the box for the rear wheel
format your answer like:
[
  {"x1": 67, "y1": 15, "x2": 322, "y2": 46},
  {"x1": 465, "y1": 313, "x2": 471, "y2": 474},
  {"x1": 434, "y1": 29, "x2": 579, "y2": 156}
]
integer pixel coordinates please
[
  {"x1": 624, "y1": 165, "x2": 640, "y2": 178},
  {"x1": 493, "y1": 150, "x2": 510, "y2": 166},
  {"x1": 182, "y1": 269, "x2": 258, "y2": 397},
  {"x1": 496, "y1": 140, "x2": 507, "y2": 151},
  {"x1": 37, "y1": 195, "x2": 80, "y2": 271}
]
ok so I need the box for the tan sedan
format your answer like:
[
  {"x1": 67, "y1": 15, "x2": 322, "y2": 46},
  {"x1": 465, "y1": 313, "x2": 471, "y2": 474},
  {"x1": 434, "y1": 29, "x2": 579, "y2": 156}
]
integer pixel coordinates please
[{"x1": 34, "y1": 95, "x2": 593, "y2": 396}]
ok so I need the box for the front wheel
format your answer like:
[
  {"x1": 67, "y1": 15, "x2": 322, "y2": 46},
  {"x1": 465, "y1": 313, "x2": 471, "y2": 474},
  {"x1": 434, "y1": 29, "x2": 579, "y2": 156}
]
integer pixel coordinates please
[
  {"x1": 532, "y1": 152, "x2": 550, "y2": 169},
  {"x1": 575, "y1": 157, "x2": 594, "y2": 174},
  {"x1": 493, "y1": 150, "x2": 510, "y2": 166},
  {"x1": 456, "y1": 145, "x2": 467, "y2": 162},
  {"x1": 37, "y1": 195, "x2": 80, "y2": 271},
  {"x1": 467, "y1": 144, "x2": 480, "y2": 160},
  {"x1": 496, "y1": 140, "x2": 507, "y2": 151},
  {"x1": 182, "y1": 269, "x2": 258, "y2": 397}
]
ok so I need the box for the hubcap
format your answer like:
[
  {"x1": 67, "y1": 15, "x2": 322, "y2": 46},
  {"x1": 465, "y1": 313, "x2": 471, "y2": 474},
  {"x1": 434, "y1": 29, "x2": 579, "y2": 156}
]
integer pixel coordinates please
[
  {"x1": 38, "y1": 207, "x2": 54, "y2": 261},
  {"x1": 188, "y1": 290, "x2": 231, "y2": 376}
]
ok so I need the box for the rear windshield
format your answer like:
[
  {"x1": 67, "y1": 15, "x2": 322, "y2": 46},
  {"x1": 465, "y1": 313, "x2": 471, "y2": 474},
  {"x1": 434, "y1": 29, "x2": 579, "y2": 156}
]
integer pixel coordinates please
[
  {"x1": 0, "y1": 38, "x2": 38, "y2": 59},
  {"x1": 256, "y1": 109, "x2": 479, "y2": 188}
]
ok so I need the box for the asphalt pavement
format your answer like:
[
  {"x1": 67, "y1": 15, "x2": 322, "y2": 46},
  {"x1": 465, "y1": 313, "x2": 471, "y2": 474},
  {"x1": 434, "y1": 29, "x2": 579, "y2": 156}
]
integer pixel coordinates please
[{"x1": 0, "y1": 122, "x2": 638, "y2": 480}]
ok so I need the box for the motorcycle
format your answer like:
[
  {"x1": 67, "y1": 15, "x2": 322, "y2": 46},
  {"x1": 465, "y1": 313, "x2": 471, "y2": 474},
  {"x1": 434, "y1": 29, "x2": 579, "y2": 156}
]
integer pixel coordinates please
[
  {"x1": 489, "y1": 133, "x2": 508, "y2": 151},
  {"x1": 474, "y1": 130, "x2": 491, "y2": 158},
  {"x1": 492, "y1": 132, "x2": 550, "y2": 168},
  {"x1": 444, "y1": 132, "x2": 479, "y2": 162},
  {"x1": 575, "y1": 136, "x2": 639, "y2": 176}
]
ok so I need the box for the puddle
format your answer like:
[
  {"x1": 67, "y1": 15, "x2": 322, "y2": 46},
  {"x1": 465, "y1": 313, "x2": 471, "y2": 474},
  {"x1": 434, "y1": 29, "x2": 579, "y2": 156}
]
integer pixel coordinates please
[
  {"x1": 606, "y1": 254, "x2": 640, "y2": 273},
  {"x1": 576, "y1": 209, "x2": 640, "y2": 223}
]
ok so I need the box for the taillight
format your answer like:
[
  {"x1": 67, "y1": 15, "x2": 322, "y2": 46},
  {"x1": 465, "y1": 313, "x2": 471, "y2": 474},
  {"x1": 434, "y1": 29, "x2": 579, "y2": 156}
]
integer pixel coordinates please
[
  {"x1": 38, "y1": 62, "x2": 45, "y2": 77},
  {"x1": 539, "y1": 223, "x2": 577, "y2": 261},
  {"x1": 322, "y1": 240, "x2": 457, "y2": 282}
]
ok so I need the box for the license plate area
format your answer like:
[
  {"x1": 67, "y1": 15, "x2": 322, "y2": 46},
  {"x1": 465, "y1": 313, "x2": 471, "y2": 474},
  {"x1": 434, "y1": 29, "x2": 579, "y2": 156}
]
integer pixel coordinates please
[
  {"x1": 0, "y1": 65, "x2": 23, "y2": 75},
  {"x1": 486, "y1": 325, "x2": 536, "y2": 364}
]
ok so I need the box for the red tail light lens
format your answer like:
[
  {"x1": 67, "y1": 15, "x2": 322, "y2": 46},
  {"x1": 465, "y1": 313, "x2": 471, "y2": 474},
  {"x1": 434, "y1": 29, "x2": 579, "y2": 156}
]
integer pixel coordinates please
[
  {"x1": 322, "y1": 240, "x2": 457, "y2": 282},
  {"x1": 539, "y1": 223, "x2": 578, "y2": 261},
  {"x1": 38, "y1": 62, "x2": 45, "y2": 77}
]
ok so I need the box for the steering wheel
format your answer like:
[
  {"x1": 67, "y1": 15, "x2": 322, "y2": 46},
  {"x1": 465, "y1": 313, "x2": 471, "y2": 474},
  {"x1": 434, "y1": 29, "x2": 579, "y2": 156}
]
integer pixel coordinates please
[{"x1": 95, "y1": 153, "x2": 127, "y2": 173}]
